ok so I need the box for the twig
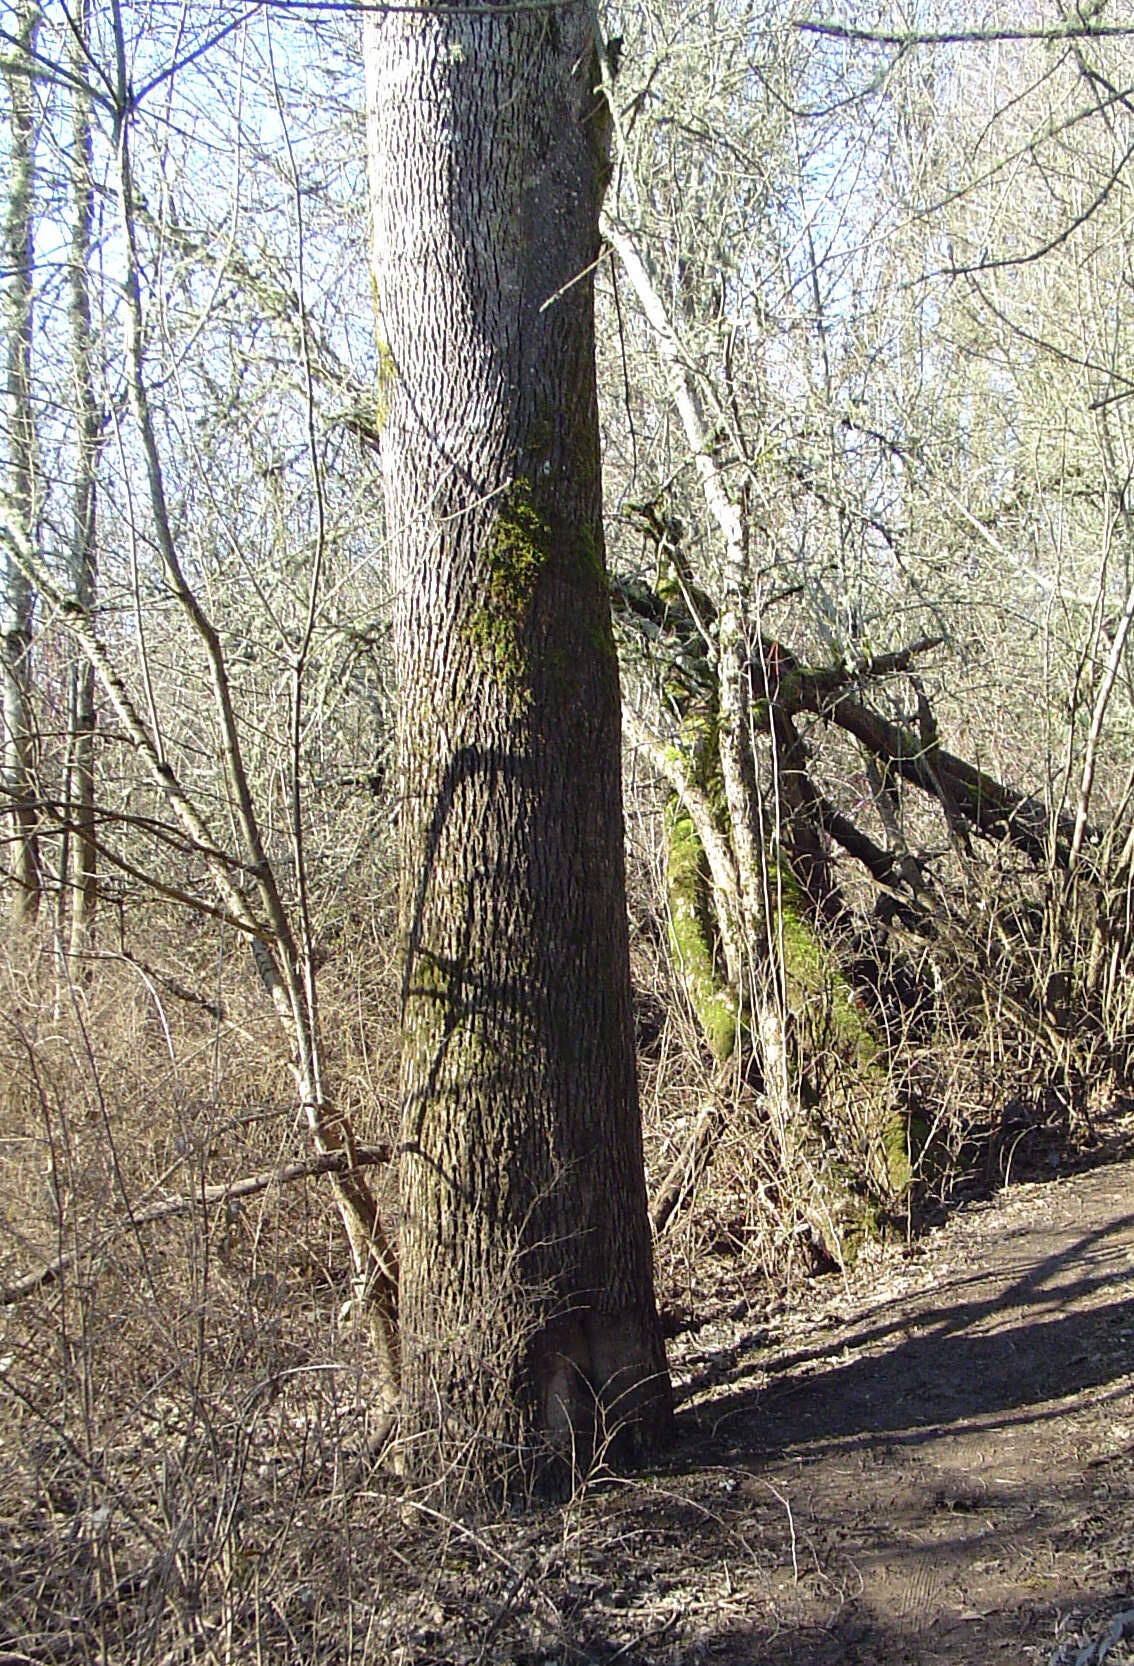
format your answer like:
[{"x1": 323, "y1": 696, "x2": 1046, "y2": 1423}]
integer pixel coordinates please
[
  {"x1": 1, "y1": 1144, "x2": 391, "y2": 1305},
  {"x1": 796, "y1": 15, "x2": 1125, "y2": 48},
  {"x1": 762, "y1": 1479, "x2": 799, "y2": 1584},
  {"x1": 650, "y1": 1100, "x2": 721, "y2": 1237}
]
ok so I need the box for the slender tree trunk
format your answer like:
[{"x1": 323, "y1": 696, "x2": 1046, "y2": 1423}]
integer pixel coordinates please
[
  {"x1": 67, "y1": 0, "x2": 99, "y2": 956},
  {"x1": 365, "y1": 2, "x2": 672, "y2": 1494},
  {"x1": 2, "y1": 2, "x2": 42, "y2": 928},
  {"x1": 96, "y1": 5, "x2": 401, "y2": 1408}
]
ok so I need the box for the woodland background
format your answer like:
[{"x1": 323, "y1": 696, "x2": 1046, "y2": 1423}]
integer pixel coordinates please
[{"x1": 4, "y1": 0, "x2": 1134, "y2": 1658}]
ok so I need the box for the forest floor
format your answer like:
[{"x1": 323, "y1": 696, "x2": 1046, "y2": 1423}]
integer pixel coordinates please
[
  {"x1": 365, "y1": 1114, "x2": 1134, "y2": 1666},
  {"x1": 6, "y1": 1107, "x2": 1134, "y2": 1664}
]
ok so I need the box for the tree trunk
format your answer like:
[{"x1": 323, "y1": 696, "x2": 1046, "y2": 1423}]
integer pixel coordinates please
[
  {"x1": 66, "y1": 0, "x2": 99, "y2": 957},
  {"x1": 365, "y1": 2, "x2": 672, "y2": 1495},
  {"x1": 2, "y1": 2, "x2": 42, "y2": 928}
]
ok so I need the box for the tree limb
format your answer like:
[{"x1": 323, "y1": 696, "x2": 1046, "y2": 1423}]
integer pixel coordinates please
[
  {"x1": 796, "y1": 15, "x2": 1125, "y2": 48},
  {"x1": 650, "y1": 1100, "x2": 721, "y2": 1237},
  {"x1": 1, "y1": 1144, "x2": 392, "y2": 1306}
]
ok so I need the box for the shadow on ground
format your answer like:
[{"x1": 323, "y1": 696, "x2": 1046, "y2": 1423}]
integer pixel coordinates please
[
  {"x1": 689, "y1": 1207, "x2": 1134, "y2": 1457},
  {"x1": 632, "y1": 1172, "x2": 1134, "y2": 1665}
]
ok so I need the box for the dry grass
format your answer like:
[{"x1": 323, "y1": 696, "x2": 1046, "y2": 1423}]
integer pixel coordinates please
[
  {"x1": 0, "y1": 918, "x2": 404, "y2": 1664},
  {"x1": 0, "y1": 901, "x2": 735, "y2": 1665},
  {"x1": 0, "y1": 815, "x2": 1111, "y2": 1662}
]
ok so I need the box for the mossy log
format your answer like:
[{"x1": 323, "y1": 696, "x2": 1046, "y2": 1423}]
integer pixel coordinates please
[{"x1": 771, "y1": 858, "x2": 918, "y2": 1205}]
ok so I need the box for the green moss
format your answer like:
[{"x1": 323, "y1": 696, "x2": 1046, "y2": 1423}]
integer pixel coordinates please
[
  {"x1": 525, "y1": 406, "x2": 555, "y2": 463},
  {"x1": 833, "y1": 1195, "x2": 888, "y2": 1262},
  {"x1": 373, "y1": 336, "x2": 399, "y2": 434},
  {"x1": 402, "y1": 945, "x2": 510, "y2": 1103},
  {"x1": 579, "y1": 522, "x2": 602, "y2": 571},
  {"x1": 690, "y1": 709, "x2": 730, "y2": 828},
  {"x1": 883, "y1": 1106, "x2": 929, "y2": 1193},
  {"x1": 580, "y1": 523, "x2": 618, "y2": 666},
  {"x1": 881, "y1": 1112, "x2": 912, "y2": 1192},
  {"x1": 770, "y1": 857, "x2": 923, "y2": 1198},
  {"x1": 463, "y1": 479, "x2": 621, "y2": 697},
  {"x1": 579, "y1": 42, "x2": 614, "y2": 208},
  {"x1": 665, "y1": 799, "x2": 737, "y2": 1062},
  {"x1": 773, "y1": 860, "x2": 880, "y2": 1066},
  {"x1": 463, "y1": 480, "x2": 554, "y2": 686},
  {"x1": 403, "y1": 947, "x2": 457, "y2": 1062},
  {"x1": 408, "y1": 946, "x2": 454, "y2": 1000}
]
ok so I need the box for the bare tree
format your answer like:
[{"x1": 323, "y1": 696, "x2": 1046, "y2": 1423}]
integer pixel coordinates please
[
  {"x1": 64, "y1": 0, "x2": 100, "y2": 956},
  {"x1": 595, "y1": 0, "x2": 1134, "y2": 1228},
  {"x1": 1, "y1": 0, "x2": 401, "y2": 1408},
  {"x1": 1, "y1": 0, "x2": 42, "y2": 927}
]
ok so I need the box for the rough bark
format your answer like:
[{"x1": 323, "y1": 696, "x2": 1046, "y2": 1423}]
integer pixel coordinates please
[
  {"x1": 2, "y1": 3, "x2": 42, "y2": 927},
  {"x1": 365, "y1": 3, "x2": 672, "y2": 1493}
]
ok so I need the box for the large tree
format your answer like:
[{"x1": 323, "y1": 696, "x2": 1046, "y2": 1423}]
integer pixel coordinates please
[{"x1": 364, "y1": 1, "x2": 673, "y2": 1490}]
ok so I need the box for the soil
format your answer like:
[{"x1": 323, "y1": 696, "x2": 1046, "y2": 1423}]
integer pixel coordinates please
[
  {"x1": 659, "y1": 1155, "x2": 1134, "y2": 1666},
  {"x1": 7, "y1": 1138, "x2": 1134, "y2": 1664},
  {"x1": 372, "y1": 1147, "x2": 1134, "y2": 1666}
]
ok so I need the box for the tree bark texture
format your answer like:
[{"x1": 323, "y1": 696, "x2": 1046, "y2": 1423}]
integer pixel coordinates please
[
  {"x1": 2, "y1": 2, "x2": 42, "y2": 927},
  {"x1": 365, "y1": 3, "x2": 672, "y2": 1491}
]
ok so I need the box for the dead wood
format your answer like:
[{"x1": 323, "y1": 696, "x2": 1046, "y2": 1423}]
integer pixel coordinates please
[
  {"x1": 650, "y1": 1100, "x2": 722, "y2": 1236},
  {"x1": 1, "y1": 1143, "x2": 391, "y2": 1306}
]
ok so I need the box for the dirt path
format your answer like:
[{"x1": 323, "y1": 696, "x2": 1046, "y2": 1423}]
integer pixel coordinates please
[
  {"x1": 652, "y1": 1157, "x2": 1134, "y2": 1664},
  {"x1": 364, "y1": 1154, "x2": 1134, "y2": 1664}
]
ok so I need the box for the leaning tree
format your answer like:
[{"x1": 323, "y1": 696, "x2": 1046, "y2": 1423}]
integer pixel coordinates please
[{"x1": 364, "y1": 1, "x2": 673, "y2": 1492}]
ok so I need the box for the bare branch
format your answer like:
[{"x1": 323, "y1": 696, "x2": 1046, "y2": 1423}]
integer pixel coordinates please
[
  {"x1": 1, "y1": 1144, "x2": 392, "y2": 1307},
  {"x1": 797, "y1": 15, "x2": 1131, "y2": 49}
]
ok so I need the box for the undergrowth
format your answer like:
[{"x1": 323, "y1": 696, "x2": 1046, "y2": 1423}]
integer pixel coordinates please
[{"x1": 0, "y1": 839, "x2": 1119, "y2": 1662}]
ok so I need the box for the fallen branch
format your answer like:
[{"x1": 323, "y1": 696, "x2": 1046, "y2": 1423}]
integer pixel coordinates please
[
  {"x1": 650, "y1": 1100, "x2": 722, "y2": 1237},
  {"x1": 789, "y1": 682, "x2": 1071, "y2": 866},
  {"x1": 1, "y1": 1143, "x2": 392, "y2": 1305}
]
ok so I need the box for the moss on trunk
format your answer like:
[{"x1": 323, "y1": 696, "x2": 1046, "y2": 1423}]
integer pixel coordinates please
[
  {"x1": 771, "y1": 859, "x2": 916, "y2": 1208},
  {"x1": 665, "y1": 796, "x2": 738, "y2": 1062},
  {"x1": 661, "y1": 687, "x2": 742, "y2": 1064}
]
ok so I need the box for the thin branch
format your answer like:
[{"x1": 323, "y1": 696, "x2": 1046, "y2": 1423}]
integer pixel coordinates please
[
  {"x1": 797, "y1": 16, "x2": 1130, "y2": 48},
  {"x1": 0, "y1": 24, "x2": 114, "y2": 110},
  {"x1": 1, "y1": 1145, "x2": 392, "y2": 1306},
  {"x1": 936, "y1": 135, "x2": 1134, "y2": 279},
  {"x1": 650, "y1": 1099, "x2": 721, "y2": 1237},
  {"x1": 133, "y1": 7, "x2": 262, "y2": 105},
  {"x1": 264, "y1": 0, "x2": 569, "y2": 11}
]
